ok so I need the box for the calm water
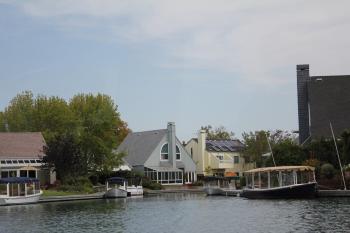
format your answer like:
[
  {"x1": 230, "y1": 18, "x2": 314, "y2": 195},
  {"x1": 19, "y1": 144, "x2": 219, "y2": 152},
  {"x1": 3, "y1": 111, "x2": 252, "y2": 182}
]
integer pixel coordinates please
[{"x1": 1, "y1": 194, "x2": 350, "y2": 233}]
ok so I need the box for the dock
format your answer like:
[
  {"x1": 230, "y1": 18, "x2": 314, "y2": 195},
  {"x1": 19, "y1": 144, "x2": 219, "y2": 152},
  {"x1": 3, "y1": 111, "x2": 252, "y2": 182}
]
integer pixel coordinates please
[
  {"x1": 317, "y1": 190, "x2": 350, "y2": 197},
  {"x1": 39, "y1": 192, "x2": 105, "y2": 203}
]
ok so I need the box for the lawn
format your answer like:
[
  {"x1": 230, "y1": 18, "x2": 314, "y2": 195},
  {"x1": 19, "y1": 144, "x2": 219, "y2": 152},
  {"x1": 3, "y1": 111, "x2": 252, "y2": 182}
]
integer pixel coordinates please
[{"x1": 42, "y1": 189, "x2": 88, "y2": 197}]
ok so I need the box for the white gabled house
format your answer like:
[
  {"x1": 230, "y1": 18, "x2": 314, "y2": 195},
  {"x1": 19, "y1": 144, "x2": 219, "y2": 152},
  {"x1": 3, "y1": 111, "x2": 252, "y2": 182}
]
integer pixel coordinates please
[{"x1": 117, "y1": 122, "x2": 197, "y2": 185}]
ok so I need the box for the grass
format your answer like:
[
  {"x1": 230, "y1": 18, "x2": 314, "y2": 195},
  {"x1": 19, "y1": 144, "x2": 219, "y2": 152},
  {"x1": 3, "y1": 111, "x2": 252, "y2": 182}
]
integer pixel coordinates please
[{"x1": 42, "y1": 189, "x2": 88, "y2": 197}]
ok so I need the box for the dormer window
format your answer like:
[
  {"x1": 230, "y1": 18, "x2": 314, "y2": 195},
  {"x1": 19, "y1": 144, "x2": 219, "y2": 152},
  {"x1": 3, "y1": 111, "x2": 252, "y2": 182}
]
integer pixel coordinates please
[{"x1": 161, "y1": 143, "x2": 169, "y2": 160}]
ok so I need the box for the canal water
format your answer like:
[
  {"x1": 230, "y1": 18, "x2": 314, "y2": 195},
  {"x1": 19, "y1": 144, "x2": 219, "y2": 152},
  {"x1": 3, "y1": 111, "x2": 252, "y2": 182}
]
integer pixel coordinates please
[{"x1": 1, "y1": 193, "x2": 350, "y2": 233}]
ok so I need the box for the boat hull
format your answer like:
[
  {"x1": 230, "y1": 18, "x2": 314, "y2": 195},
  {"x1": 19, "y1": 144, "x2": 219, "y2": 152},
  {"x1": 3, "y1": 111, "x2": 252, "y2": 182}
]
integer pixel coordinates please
[
  {"x1": 203, "y1": 186, "x2": 223, "y2": 195},
  {"x1": 242, "y1": 182, "x2": 317, "y2": 199},
  {"x1": 0, "y1": 191, "x2": 42, "y2": 206},
  {"x1": 104, "y1": 188, "x2": 128, "y2": 198},
  {"x1": 127, "y1": 186, "x2": 143, "y2": 196}
]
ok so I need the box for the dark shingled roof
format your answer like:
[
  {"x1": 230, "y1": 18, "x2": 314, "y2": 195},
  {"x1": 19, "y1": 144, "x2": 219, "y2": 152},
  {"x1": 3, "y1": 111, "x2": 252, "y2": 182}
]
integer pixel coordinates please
[
  {"x1": 206, "y1": 139, "x2": 244, "y2": 152},
  {"x1": 0, "y1": 132, "x2": 46, "y2": 159},
  {"x1": 117, "y1": 129, "x2": 167, "y2": 166}
]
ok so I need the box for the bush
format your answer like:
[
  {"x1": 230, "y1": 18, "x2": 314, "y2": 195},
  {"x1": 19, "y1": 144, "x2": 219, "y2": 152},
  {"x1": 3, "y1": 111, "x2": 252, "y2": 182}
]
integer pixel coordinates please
[
  {"x1": 191, "y1": 181, "x2": 204, "y2": 186},
  {"x1": 58, "y1": 176, "x2": 94, "y2": 193},
  {"x1": 321, "y1": 163, "x2": 335, "y2": 179},
  {"x1": 142, "y1": 177, "x2": 163, "y2": 190}
]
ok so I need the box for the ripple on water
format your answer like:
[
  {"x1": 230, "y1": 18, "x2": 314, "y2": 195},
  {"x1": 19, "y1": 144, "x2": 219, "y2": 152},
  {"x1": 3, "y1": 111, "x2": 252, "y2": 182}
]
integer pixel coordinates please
[{"x1": 1, "y1": 194, "x2": 350, "y2": 233}]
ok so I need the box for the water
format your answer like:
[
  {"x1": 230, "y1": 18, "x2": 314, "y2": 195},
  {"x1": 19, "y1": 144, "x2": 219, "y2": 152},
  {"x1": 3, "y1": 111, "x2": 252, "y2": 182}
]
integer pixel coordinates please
[{"x1": 1, "y1": 194, "x2": 350, "y2": 233}]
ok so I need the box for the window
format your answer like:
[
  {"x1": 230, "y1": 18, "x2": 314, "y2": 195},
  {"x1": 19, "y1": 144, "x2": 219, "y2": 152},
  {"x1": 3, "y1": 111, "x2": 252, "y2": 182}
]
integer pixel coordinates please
[
  {"x1": 20, "y1": 170, "x2": 27, "y2": 177},
  {"x1": 234, "y1": 156, "x2": 239, "y2": 164},
  {"x1": 28, "y1": 170, "x2": 36, "y2": 178},
  {"x1": 161, "y1": 143, "x2": 169, "y2": 160},
  {"x1": 216, "y1": 155, "x2": 224, "y2": 160},
  {"x1": 176, "y1": 145, "x2": 181, "y2": 160}
]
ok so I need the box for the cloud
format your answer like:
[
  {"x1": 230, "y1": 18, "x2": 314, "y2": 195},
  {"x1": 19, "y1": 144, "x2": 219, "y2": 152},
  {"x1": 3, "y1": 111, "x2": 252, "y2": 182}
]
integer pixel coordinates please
[{"x1": 5, "y1": 0, "x2": 350, "y2": 86}]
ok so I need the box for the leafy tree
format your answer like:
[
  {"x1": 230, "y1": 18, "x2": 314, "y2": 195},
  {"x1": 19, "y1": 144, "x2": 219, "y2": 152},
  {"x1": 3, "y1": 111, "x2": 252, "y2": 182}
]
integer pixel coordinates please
[
  {"x1": 242, "y1": 130, "x2": 298, "y2": 167},
  {"x1": 43, "y1": 132, "x2": 85, "y2": 182},
  {"x1": 4, "y1": 91, "x2": 34, "y2": 131},
  {"x1": 305, "y1": 138, "x2": 338, "y2": 168},
  {"x1": 265, "y1": 140, "x2": 307, "y2": 166},
  {"x1": 0, "y1": 112, "x2": 6, "y2": 131},
  {"x1": 69, "y1": 93, "x2": 129, "y2": 175},
  {"x1": 201, "y1": 125, "x2": 234, "y2": 140}
]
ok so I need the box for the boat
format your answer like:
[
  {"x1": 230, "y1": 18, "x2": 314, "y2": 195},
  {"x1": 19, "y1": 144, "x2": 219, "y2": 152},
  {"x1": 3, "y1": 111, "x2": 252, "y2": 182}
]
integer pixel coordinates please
[
  {"x1": 203, "y1": 176, "x2": 238, "y2": 195},
  {"x1": 241, "y1": 166, "x2": 317, "y2": 199},
  {"x1": 126, "y1": 177, "x2": 143, "y2": 196},
  {"x1": 0, "y1": 177, "x2": 42, "y2": 205},
  {"x1": 104, "y1": 177, "x2": 128, "y2": 198}
]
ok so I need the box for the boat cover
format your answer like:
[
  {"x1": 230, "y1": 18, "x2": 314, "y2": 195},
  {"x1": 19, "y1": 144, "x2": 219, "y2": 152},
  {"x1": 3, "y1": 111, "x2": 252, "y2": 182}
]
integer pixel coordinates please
[{"x1": 0, "y1": 177, "x2": 39, "y2": 184}]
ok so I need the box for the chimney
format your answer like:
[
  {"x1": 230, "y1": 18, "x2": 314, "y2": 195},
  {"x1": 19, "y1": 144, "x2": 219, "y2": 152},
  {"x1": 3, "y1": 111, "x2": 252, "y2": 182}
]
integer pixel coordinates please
[
  {"x1": 167, "y1": 122, "x2": 176, "y2": 169},
  {"x1": 198, "y1": 129, "x2": 207, "y2": 172},
  {"x1": 296, "y1": 64, "x2": 310, "y2": 144}
]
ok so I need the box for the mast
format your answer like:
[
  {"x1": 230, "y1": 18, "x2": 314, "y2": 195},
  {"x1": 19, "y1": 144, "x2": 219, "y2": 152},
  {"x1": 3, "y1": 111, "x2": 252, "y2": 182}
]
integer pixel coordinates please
[
  {"x1": 265, "y1": 132, "x2": 276, "y2": 167},
  {"x1": 330, "y1": 122, "x2": 347, "y2": 190}
]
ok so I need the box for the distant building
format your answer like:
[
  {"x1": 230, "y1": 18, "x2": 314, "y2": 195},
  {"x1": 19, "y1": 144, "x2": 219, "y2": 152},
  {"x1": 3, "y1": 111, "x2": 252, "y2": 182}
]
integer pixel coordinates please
[
  {"x1": 185, "y1": 130, "x2": 255, "y2": 178},
  {"x1": 117, "y1": 122, "x2": 197, "y2": 185},
  {"x1": 297, "y1": 64, "x2": 350, "y2": 144},
  {"x1": 0, "y1": 132, "x2": 56, "y2": 185}
]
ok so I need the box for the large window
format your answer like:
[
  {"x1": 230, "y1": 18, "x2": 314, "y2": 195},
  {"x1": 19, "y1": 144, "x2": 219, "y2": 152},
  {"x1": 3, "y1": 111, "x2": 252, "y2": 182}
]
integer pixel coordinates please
[
  {"x1": 176, "y1": 145, "x2": 181, "y2": 160},
  {"x1": 161, "y1": 143, "x2": 169, "y2": 160},
  {"x1": 144, "y1": 167, "x2": 183, "y2": 184},
  {"x1": 234, "y1": 156, "x2": 239, "y2": 164},
  {"x1": 160, "y1": 143, "x2": 181, "y2": 160}
]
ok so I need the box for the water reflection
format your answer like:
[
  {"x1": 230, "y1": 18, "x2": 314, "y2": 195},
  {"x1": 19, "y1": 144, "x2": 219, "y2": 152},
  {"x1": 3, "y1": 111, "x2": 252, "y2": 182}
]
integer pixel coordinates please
[{"x1": 1, "y1": 195, "x2": 350, "y2": 233}]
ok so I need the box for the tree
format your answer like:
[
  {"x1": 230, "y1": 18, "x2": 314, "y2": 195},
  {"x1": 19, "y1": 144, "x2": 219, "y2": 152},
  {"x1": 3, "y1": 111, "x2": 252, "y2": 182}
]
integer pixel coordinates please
[
  {"x1": 201, "y1": 125, "x2": 234, "y2": 140},
  {"x1": 266, "y1": 140, "x2": 307, "y2": 166},
  {"x1": 0, "y1": 112, "x2": 6, "y2": 131},
  {"x1": 242, "y1": 130, "x2": 298, "y2": 167},
  {"x1": 4, "y1": 91, "x2": 34, "y2": 131},
  {"x1": 69, "y1": 93, "x2": 129, "y2": 175},
  {"x1": 43, "y1": 132, "x2": 84, "y2": 182}
]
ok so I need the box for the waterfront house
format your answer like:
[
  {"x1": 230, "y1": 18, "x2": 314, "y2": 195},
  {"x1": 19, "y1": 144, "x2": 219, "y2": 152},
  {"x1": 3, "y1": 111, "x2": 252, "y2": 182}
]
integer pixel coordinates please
[
  {"x1": 0, "y1": 132, "x2": 56, "y2": 185},
  {"x1": 117, "y1": 122, "x2": 197, "y2": 185},
  {"x1": 185, "y1": 130, "x2": 255, "y2": 179}
]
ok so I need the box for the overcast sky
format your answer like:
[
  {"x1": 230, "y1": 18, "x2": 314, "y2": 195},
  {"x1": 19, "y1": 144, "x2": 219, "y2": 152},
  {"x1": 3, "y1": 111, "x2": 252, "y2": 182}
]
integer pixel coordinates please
[{"x1": 1, "y1": 0, "x2": 350, "y2": 140}]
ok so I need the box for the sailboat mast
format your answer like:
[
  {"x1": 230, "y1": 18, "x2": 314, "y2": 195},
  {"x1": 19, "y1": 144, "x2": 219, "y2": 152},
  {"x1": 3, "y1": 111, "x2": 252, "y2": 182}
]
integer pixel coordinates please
[
  {"x1": 330, "y1": 122, "x2": 347, "y2": 190},
  {"x1": 265, "y1": 132, "x2": 276, "y2": 167}
]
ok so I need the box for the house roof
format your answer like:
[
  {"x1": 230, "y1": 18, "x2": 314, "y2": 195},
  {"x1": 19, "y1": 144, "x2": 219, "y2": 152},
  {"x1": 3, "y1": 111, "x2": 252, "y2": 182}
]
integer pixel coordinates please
[
  {"x1": 0, "y1": 132, "x2": 46, "y2": 159},
  {"x1": 206, "y1": 139, "x2": 244, "y2": 152},
  {"x1": 117, "y1": 129, "x2": 167, "y2": 166}
]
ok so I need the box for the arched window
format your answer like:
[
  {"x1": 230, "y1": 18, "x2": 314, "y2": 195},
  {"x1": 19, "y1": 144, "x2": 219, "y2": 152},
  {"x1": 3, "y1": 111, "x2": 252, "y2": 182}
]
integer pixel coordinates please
[
  {"x1": 161, "y1": 143, "x2": 169, "y2": 160},
  {"x1": 160, "y1": 143, "x2": 181, "y2": 160},
  {"x1": 176, "y1": 145, "x2": 181, "y2": 160}
]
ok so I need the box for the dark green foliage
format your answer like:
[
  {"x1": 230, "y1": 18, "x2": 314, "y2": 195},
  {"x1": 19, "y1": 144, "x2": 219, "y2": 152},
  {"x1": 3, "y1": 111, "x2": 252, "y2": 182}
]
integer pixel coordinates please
[
  {"x1": 58, "y1": 176, "x2": 94, "y2": 193},
  {"x1": 321, "y1": 163, "x2": 335, "y2": 179},
  {"x1": 2, "y1": 91, "x2": 130, "y2": 185},
  {"x1": 266, "y1": 141, "x2": 307, "y2": 166},
  {"x1": 305, "y1": 138, "x2": 339, "y2": 168},
  {"x1": 201, "y1": 125, "x2": 234, "y2": 140},
  {"x1": 142, "y1": 177, "x2": 163, "y2": 190}
]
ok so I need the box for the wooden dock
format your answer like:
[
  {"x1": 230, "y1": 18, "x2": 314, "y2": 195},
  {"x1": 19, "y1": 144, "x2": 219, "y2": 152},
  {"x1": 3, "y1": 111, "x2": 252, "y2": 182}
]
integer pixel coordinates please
[{"x1": 317, "y1": 190, "x2": 350, "y2": 197}]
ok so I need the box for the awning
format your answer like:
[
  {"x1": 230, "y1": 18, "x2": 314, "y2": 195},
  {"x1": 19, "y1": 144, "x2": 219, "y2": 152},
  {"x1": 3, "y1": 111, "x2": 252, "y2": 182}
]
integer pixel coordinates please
[
  {"x1": 107, "y1": 177, "x2": 126, "y2": 184},
  {"x1": 0, "y1": 177, "x2": 39, "y2": 184}
]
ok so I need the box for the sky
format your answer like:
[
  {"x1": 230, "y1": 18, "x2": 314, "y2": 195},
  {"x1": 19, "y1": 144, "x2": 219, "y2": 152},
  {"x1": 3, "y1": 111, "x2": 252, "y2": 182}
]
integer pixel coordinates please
[{"x1": 1, "y1": 0, "x2": 350, "y2": 141}]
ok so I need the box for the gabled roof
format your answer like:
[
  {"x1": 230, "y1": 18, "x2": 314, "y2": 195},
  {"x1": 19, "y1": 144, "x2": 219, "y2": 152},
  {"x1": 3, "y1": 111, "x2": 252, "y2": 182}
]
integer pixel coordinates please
[
  {"x1": 206, "y1": 139, "x2": 244, "y2": 152},
  {"x1": 117, "y1": 129, "x2": 167, "y2": 166},
  {"x1": 0, "y1": 132, "x2": 46, "y2": 159}
]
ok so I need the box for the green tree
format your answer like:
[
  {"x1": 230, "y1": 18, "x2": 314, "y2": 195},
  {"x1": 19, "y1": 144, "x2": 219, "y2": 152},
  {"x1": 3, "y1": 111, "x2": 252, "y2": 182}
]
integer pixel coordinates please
[
  {"x1": 201, "y1": 125, "x2": 234, "y2": 140},
  {"x1": 69, "y1": 93, "x2": 129, "y2": 175},
  {"x1": 266, "y1": 140, "x2": 307, "y2": 166},
  {"x1": 0, "y1": 112, "x2": 6, "y2": 131},
  {"x1": 43, "y1": 132, "x2": 84, "y2": 182},
  {"x1": 4, "y1": 91, "x2": 34, "y2": 131},
  {"x1": 305, "y1": 138, "x2": 338, "y2": 168}
]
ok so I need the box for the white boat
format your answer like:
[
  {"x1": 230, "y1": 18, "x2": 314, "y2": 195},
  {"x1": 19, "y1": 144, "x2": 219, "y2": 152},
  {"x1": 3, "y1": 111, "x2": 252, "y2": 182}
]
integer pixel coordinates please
[
  {"x1": 0, "y1": 177, "x2": 42, "y2": 205},
  {"x1": 203, "y1": 176, "x2": 239, "y2": 195},
  {"x1": 104, "y1": 177, "x2": 128, "y2": 198},
  {"x1": 127, "y1": 185, "x2": 143, "y2": 196}
]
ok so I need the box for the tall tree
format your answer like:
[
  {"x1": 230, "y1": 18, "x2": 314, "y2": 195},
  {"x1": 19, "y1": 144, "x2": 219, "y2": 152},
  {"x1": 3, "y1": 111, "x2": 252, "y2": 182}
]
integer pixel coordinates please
[
  {"x1": 69, "y1": 93, "x2": 129, "y2": 175},
  {"x1": 4, "y1": 91, "x2": 34, "y2": 131},
  {"x1": 201, "y1": 125, "x2": 235, "y2": 140},
  {"x1": 0, "y1": 112, "x2": 6, "y2": 131}
]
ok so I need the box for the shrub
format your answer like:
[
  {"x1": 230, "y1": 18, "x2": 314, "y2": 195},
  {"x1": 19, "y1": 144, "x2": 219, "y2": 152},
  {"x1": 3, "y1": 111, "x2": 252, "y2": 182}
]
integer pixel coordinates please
[
  {"x1": 58, "y1": 176, "x2": 94, "y2": 193},
  {"x1": 321, "y1": 163, "x2": 335, "y2": 179},
  {"x1": 191, "y1": 181, "x2": 204, "y2": 186},
  {"x1": 142, "y1": 177, "x2": 163, "y2": 190}
]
